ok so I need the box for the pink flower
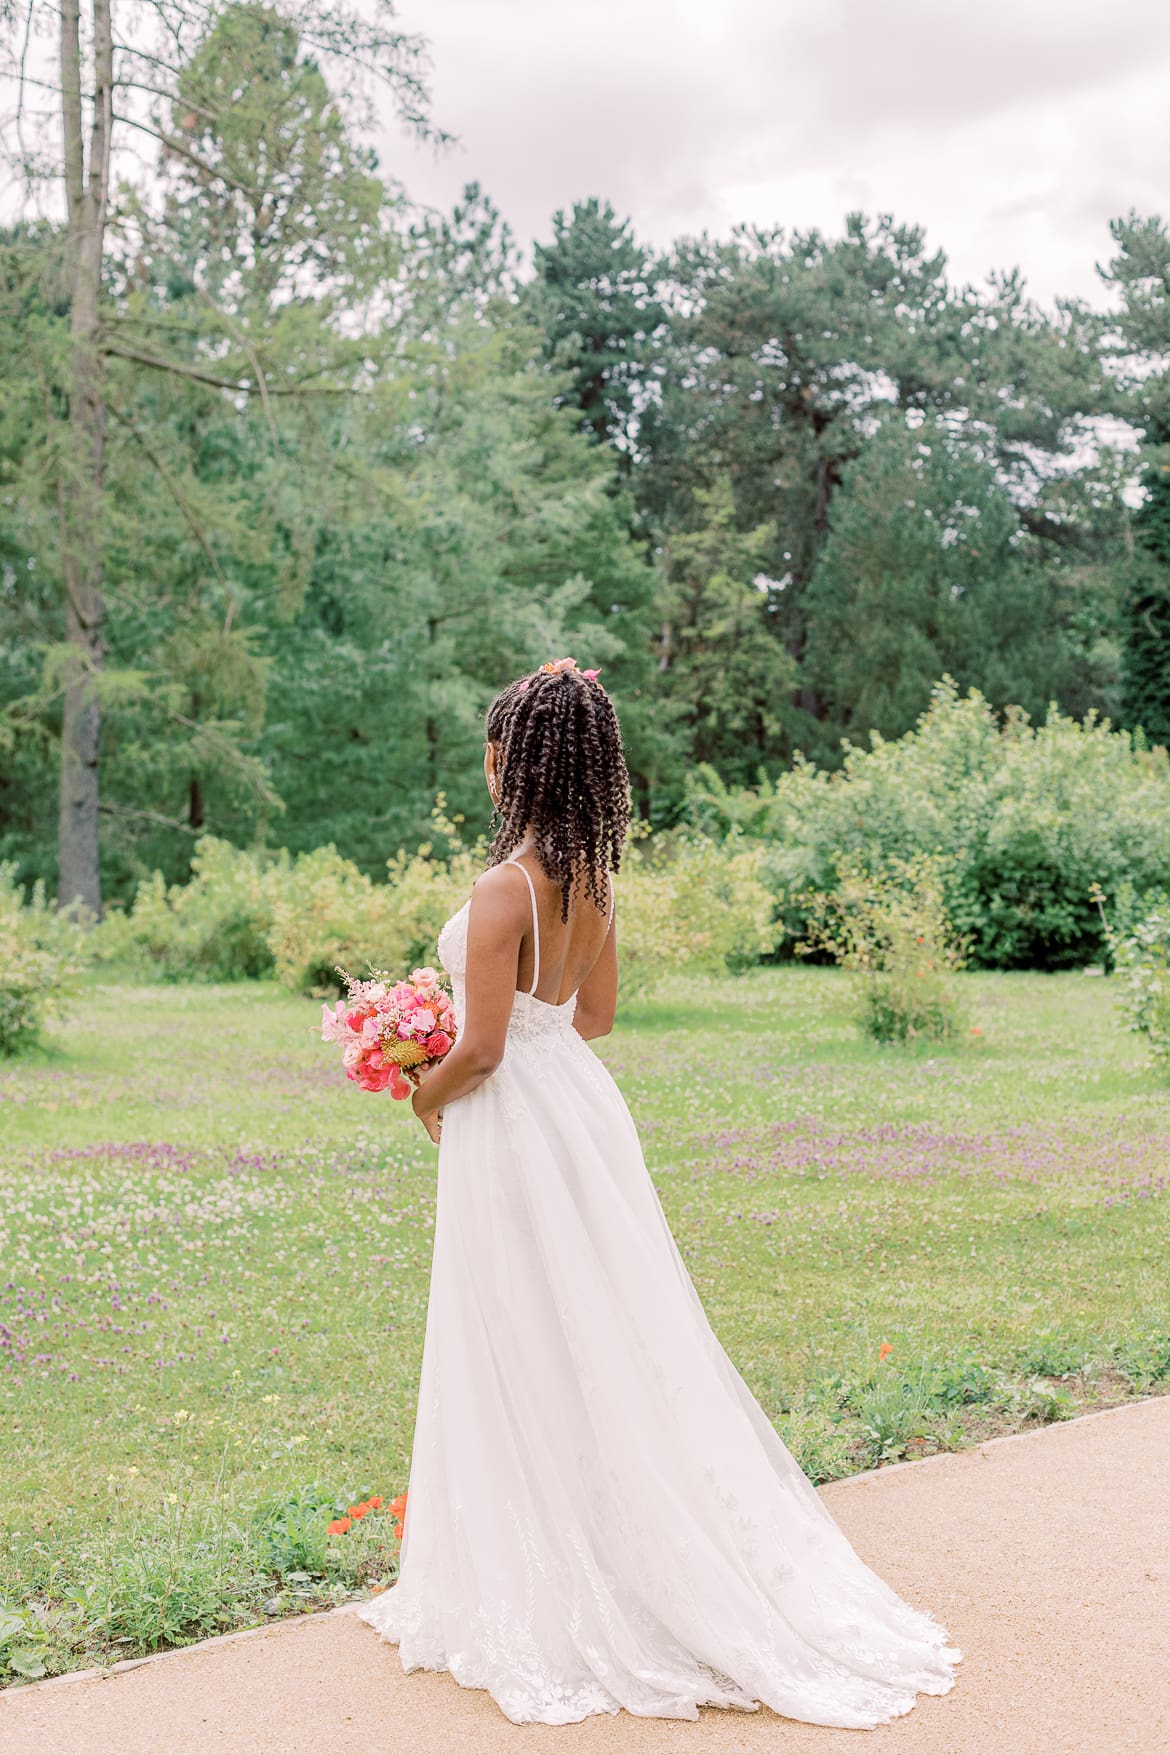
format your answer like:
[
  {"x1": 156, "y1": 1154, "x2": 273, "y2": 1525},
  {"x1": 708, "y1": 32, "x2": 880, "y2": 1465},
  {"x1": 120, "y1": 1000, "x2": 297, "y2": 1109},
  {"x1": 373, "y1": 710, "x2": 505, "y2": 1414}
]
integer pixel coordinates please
[
  {"x1": 387, "y1": 1065, "x2": 412, "y2": 1100},
  {"x1": 411, "y1": 967, "x2": 438, "y2": 987},
  {"x1": 582, "y1": 668, "x2": 601, "y2": 681},
  {"x1": 408, "y1": 1008, "x2": 436, "y2": 1036},
  {"x1": 425, "y1": 1030, "x2": 452, "y2": 1059}
]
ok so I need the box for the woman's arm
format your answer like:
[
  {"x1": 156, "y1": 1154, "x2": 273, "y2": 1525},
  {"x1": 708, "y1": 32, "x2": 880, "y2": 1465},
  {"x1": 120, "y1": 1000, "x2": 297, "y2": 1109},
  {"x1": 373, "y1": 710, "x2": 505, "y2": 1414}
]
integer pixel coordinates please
[
  {"x1": 411, "y1": 867, "x2": 528, "y2": 1136},
  {"x1": 573, "y1": 908, "x2": 618, "y2": 1041}
]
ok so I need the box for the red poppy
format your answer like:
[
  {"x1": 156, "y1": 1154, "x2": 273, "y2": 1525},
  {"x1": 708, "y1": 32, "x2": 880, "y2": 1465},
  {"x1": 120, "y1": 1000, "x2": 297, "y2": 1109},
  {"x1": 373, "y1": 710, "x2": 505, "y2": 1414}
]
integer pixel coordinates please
[
  {"x1": 389, "y1": 1492, "x2": 407, "y2": 1522},
  {"x1": 879, "y1": 1341, "x2": 893, "y2": 1361},
  {"x1": 393, "y1": 1521, "x2": 404, "y2": 1541},
  {"x1": 348, "y1": 1503, "x2": 369, "y2": 1519},
  {"x1": 368, "y1": 1496, "x2": 383, "y2": 1510},
  {"x1": 328, "y1": 1517, "x2": 351, "y2": 1536}
]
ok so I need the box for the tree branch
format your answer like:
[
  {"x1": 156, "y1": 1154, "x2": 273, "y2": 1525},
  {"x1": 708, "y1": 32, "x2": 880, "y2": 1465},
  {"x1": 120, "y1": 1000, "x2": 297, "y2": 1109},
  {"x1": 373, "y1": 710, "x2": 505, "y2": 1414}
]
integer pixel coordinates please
[
  {"x1": 111, "y1": 108, "x2": 264, "y2": 202},
  {"x1": 101, "y1": 338, "x2": 354, "y2": 395}
]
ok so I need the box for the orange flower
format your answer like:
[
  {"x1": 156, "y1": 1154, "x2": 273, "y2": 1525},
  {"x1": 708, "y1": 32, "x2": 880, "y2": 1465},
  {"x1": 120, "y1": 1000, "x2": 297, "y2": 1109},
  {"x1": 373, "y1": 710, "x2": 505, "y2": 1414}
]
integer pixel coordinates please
[
  {"x1": 368, "y1": 1496, "x2": 383, "y2": 1510},
  {"x1": 328, "y1": 1517, "x2": 351, "y2": 1536},
  {"x1": 878, "y1": 1341, "x2": 893, "y2": 1362},
  {"x1": 389, "y1": 1492, "x2": 407, "y2": 1522},
  {"x1": 393, "y1": 1521, "x2": 404, "y2": 1541},
  {"x1": 348, "y1": 1502, "x2": 370, "y2": 1519}
]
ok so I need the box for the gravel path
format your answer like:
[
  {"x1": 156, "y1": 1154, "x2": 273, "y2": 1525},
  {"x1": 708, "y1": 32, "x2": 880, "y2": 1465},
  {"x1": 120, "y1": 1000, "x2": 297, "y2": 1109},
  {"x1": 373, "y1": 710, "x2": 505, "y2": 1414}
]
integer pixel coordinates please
[{"x1": 4, "y1": 1398, "x2": 1168, "y2": 1755}]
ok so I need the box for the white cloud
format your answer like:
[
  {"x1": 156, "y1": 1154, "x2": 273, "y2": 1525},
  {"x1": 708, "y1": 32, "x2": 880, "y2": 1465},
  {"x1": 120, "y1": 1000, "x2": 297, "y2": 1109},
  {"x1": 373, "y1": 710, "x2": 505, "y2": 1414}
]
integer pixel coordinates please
[{"x1": 387, "y1": 0, "x2": 1170, "y2": 305}]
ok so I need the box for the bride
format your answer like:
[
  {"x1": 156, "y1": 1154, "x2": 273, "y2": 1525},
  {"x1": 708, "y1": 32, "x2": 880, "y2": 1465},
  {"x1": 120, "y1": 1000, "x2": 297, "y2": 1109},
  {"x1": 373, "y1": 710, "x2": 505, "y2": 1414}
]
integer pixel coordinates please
[{"x1": 357, "y1": 657, "x2": 961, "y2": 1727}]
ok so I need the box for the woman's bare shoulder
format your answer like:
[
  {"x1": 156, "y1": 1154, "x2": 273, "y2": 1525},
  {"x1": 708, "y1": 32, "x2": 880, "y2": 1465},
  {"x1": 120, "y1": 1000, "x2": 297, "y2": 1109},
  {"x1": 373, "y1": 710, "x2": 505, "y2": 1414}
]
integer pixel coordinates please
[{"x1": 469, "y1": 862, "x2": 532, "y2": 919}]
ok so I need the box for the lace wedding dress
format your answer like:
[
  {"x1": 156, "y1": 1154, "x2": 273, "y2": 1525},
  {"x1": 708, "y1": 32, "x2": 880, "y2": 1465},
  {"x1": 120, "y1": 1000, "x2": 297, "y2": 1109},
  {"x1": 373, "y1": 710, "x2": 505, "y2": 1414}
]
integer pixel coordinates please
[{"x1": 357, "y1": 865, "x2": 961, "y2": 1726}]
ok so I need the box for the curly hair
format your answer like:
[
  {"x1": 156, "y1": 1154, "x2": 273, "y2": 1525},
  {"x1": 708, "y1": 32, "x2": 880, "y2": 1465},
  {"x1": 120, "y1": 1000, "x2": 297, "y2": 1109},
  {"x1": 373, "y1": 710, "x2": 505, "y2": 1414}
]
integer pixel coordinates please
[{"x1": 485, "y1": 667, "x2": 630, "y2": 921}]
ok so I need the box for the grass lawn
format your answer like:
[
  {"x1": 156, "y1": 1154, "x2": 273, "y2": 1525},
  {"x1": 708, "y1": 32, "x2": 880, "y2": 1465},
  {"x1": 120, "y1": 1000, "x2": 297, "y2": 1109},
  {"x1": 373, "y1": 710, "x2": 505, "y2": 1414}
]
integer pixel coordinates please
[{"x1": 1, "y1": 966, "x2": 1168, "y2": 1680}]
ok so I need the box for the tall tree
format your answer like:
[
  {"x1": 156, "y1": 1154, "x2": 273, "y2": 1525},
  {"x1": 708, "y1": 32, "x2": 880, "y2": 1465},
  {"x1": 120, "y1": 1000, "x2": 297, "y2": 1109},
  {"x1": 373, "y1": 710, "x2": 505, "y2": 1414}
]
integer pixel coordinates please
[
  {"x1": 642, "y1": 215, "x2": 1113, "y2": 735},
  {"x1": 530, "y1": 199, "x2": 663, "y2": 464},
  {"x1": 2, "y1": 0, "x2": 436, "y2": 909},
  {"x1": 653, "y1": 479, "x2": 793, "y2": 790},
  {"x1": 1102, "y1": 214, "x2": 1170, "y2": 746},
  {"x1": 802, "y1": 416, "x2": 1105, "y2": 757}
]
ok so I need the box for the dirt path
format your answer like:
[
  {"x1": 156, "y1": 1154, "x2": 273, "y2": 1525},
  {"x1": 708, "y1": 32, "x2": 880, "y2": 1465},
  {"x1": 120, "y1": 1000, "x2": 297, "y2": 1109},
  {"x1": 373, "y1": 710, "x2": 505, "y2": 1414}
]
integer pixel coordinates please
[{"x1": 4, "y1": 1398, "x2": 1169, "y2": 1755}]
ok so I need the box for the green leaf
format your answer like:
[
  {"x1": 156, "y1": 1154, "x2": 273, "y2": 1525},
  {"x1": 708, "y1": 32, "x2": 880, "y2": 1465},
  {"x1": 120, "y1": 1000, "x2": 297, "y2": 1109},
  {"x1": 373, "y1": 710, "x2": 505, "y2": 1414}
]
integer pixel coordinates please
[
  {"x1": 8, "y1": 1646, "x2": 48, "y2": 1678},
  {"x1": 0, "y1": 1610, "x2": 28, "y2": 1645}
]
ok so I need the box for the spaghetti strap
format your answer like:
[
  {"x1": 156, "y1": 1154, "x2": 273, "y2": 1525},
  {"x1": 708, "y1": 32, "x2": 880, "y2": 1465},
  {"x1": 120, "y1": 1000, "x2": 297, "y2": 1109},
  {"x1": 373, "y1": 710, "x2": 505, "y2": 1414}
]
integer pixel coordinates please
[
  {"x1": 507, "y1": 857, "x2": 541, "y2": 996},
  {"x1": 607, "y1": 873, "x2": 615, "y2": 931}
]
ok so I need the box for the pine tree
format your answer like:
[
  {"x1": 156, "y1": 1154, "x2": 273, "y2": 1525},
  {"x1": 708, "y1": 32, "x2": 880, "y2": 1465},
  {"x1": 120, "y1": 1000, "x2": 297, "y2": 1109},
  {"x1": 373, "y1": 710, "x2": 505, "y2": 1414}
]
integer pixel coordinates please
[
  {"x1": 530, "y1": 199, "x2": 663, "y2": 464},
  {"x1": 1122, "y1": 454, "x2": 1170, "y2": 745}
]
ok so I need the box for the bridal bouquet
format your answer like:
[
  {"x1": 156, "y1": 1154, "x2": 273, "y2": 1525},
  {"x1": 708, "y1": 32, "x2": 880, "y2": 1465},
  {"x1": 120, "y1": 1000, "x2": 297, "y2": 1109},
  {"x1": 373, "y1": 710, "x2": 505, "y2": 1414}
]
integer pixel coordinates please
[{"x1": 321, "y1": 966, "x2": 456, "y2": 1098}]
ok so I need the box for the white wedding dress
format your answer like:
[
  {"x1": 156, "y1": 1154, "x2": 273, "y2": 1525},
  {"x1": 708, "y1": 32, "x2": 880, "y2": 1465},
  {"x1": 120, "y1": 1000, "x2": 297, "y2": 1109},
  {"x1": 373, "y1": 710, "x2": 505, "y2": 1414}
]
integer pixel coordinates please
[{"x1": 357, "y1": 865, "x2": 961, "y2": 1726}]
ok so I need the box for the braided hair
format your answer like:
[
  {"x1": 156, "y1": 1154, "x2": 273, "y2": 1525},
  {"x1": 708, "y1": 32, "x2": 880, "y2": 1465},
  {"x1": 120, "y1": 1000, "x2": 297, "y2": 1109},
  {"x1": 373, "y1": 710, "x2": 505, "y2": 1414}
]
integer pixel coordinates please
[{"x1": 485, "y1": 665, "x2": 630, "y2": 921}]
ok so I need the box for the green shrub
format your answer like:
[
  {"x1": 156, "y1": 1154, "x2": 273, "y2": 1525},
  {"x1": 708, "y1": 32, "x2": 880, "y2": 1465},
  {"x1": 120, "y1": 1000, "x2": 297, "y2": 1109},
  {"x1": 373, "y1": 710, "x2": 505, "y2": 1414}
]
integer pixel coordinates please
[
  {"x1": 799, "y1": 855, "x2": 967, "y2": 1043},
  {"x1": 268, "y1": 810, "x2": 482, "y2": 996},
  {"x1": 615, "y1": 830, "x2": 781, "y2": 997},
  {"x1": 94, "y1": 818, "x2": 775, "y2": 1002},
  {"x1": 96, "y1": 837, "x2": 276, "y2": 982},
  {"x1": 688, "y1": 680, "x2": 1170, "y2": 971},
  {"x1": 1111, "y1": 907, "x2": 1170, "y2": 1069},
  {"x1": 0, "y1": 865, "x2": 89, "y2": 1056}
]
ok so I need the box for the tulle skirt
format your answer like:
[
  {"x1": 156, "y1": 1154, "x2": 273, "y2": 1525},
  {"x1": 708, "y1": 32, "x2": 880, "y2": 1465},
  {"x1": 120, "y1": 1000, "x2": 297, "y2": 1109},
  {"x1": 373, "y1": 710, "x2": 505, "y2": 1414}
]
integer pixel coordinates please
[{"x1": 358, "y1": 1011, "x2": 960, "y2": 1726}]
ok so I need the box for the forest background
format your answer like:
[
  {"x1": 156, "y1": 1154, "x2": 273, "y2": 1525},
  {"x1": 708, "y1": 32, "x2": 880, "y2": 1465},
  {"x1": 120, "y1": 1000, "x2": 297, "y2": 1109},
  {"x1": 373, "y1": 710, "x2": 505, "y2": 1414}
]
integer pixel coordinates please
[{"x1": 1, "y1": 0, "x2": 1169, "y2": 928}]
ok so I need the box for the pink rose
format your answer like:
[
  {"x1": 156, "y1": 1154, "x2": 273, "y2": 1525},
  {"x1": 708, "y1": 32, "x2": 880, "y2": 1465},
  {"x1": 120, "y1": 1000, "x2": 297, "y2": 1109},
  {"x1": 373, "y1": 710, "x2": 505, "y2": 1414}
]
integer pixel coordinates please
[
  {"x1": 411, "y1": 967, "x2": 438, "y2": 987},
  {"x1": 425, "y1": 1030, "x2": 452, "y2": 1059}
]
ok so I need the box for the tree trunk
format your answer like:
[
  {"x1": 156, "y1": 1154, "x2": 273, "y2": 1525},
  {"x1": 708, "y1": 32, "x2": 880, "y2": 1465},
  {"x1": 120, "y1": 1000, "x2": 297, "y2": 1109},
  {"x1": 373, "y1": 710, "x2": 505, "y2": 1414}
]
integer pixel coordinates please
[{"x1": 56, "y1": 0, "x2": 112, "y2": 914}]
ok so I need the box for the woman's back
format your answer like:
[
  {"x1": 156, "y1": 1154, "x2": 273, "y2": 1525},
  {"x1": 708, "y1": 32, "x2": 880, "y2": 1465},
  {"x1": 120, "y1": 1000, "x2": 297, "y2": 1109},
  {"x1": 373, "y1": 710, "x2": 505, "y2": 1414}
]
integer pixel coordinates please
[{"x1": 504, "y1": 853, "x2": 613, "y2": 1007}]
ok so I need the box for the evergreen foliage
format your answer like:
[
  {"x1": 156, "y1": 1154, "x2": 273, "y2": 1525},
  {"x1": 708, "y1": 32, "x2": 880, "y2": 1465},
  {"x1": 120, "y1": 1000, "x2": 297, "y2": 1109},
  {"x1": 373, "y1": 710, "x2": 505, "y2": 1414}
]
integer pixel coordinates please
[{"x1": 1, "y1": 3, "x2": 1168, "y2": 915}]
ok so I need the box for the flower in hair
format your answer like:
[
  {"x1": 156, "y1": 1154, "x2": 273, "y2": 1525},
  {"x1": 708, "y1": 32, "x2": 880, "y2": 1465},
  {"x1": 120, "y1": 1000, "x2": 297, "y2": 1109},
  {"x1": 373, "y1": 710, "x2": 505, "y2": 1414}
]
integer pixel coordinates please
[{"x1": 536, "y1": 657, "x2": 602, "y2": 681}]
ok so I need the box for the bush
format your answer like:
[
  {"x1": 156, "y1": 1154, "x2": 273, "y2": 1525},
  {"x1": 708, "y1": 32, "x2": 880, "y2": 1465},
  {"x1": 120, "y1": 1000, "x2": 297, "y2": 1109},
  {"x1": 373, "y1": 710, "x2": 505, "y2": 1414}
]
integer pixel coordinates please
[
  {"x1": 1111, "y1": 907, "x2": 1170, "y2": 1069},
  {"x1": 799, "y1": 855, "x2": 967, "y2": 1043},
  {"x1": 687, "y1": 680, "x2": 1170, "y2": 971},
  {"x1": 97, "y1": 838, "x2": 276, "y2": 982},
  {"x1": 0, "y1": 864, "x2": 90, "y2": 1056},
  {"x1": 105, "y1": 816, "x2": 781, "y2": 999},
  {"x1": 615, "y1": 830, "x2": 781, "y2": 997},
  {"x1": 268, "y1": 807, "x2": 482, "y2": 995}
]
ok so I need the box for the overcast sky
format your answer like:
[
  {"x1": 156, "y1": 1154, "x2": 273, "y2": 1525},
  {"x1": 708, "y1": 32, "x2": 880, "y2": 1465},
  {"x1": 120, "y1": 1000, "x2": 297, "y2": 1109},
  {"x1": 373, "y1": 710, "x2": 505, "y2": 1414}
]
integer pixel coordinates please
[{"x1": 386, "y1": 0, "x2": 1170, "y2": 308}]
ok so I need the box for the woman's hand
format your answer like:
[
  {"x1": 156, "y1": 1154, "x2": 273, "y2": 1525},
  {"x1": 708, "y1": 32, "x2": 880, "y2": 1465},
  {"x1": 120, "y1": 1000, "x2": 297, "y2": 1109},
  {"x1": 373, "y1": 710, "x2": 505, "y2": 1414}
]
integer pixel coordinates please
[{"x1": 411, "y1": 1063, "x2": 442, "y2": 1145}]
